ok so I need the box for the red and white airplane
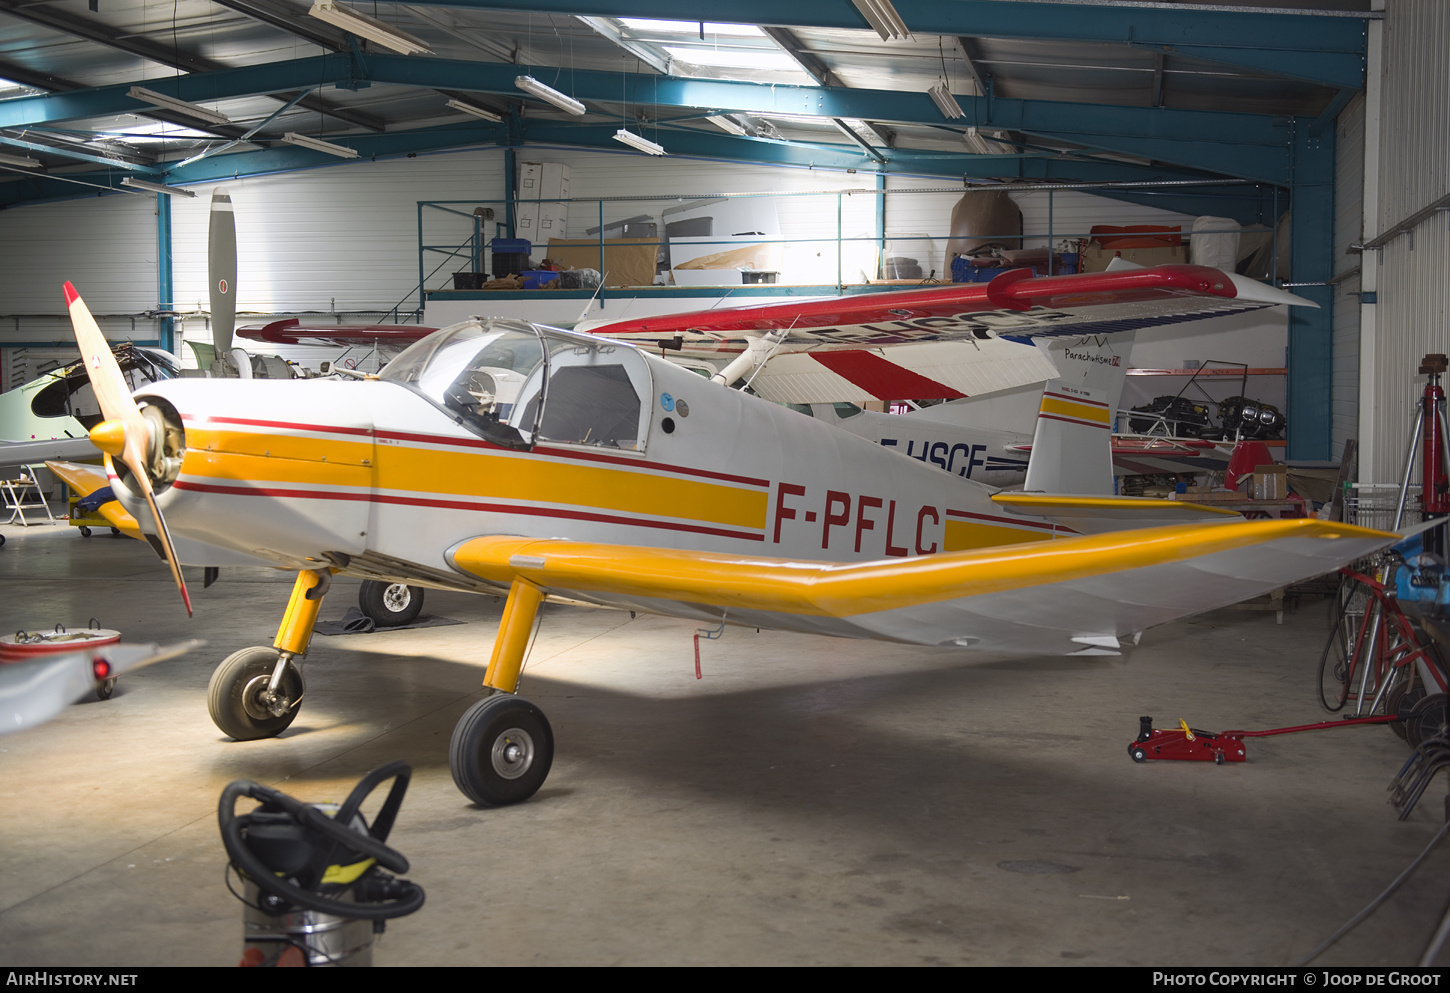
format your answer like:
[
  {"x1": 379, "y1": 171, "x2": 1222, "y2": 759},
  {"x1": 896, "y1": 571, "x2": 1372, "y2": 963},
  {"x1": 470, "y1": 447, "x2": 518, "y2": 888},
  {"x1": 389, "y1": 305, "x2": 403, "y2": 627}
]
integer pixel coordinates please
[
  {"x1": 53, "y1": 260, "x2": 1390, "y2": 809},
  {"x1": 580, "y1": 260, "x2": 1308, "y2": 493}
]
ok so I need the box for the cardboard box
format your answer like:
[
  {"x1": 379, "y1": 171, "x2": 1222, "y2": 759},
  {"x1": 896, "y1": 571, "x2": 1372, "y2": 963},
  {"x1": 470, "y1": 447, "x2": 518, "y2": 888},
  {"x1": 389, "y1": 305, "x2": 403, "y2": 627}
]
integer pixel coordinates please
[
  {"x1": 1080, "y1": 245, "x2": 1188, "y2": 272},
  {"x1": 537, "y1": 203, "x2": 568, "y2": 238},
  {"x1": 517, "y1": 161, "x2": 543, "y2": 197},
  {"x1": 545, "y1": 238, "x2": 658, "y2": 287},
  {"x1": 1253, "y1": 465, "x2": 1288, "y2": 501},
  {"x1": 515, "y1": 203, "x2": 541, "y2": 239},
  {"x1": 541, "y1": 162, "x2": 570, "y2": 200}
]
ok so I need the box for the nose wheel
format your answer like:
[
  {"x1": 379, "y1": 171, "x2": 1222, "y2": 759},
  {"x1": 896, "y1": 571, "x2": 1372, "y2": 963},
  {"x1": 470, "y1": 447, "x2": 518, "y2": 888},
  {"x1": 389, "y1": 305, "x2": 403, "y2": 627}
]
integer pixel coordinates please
[
  {"x1": 450, "y1": 694, "x2": 553, "y2": 806},
  {"x1": 207, "y1": 646, "x2": 305, "y2": 740}
]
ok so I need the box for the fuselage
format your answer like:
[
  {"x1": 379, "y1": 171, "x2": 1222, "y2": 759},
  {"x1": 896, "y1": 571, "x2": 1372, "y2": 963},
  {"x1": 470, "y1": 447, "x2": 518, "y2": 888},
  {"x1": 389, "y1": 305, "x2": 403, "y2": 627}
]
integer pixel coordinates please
[{"x1": 121, "y1": 320, "x2": 1069, "y2": 592}]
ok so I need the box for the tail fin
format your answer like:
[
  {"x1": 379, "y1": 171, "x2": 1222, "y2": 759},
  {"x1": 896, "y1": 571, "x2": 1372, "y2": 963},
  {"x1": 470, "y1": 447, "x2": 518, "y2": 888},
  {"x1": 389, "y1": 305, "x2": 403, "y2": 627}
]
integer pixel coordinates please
[{"x1": 1022, "y1": 333, "x2": 1134, "y2": 494}]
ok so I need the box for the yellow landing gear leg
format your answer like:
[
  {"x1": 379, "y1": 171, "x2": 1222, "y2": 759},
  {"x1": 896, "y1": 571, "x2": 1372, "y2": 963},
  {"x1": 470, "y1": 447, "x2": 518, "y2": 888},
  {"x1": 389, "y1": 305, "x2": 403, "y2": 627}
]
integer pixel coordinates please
[
  {"x1": 450, "y1": 579, "x2": 554, "y2": 806},
  {"x1": 206, "y1": 569, "x2": 333, "y2": 741}
]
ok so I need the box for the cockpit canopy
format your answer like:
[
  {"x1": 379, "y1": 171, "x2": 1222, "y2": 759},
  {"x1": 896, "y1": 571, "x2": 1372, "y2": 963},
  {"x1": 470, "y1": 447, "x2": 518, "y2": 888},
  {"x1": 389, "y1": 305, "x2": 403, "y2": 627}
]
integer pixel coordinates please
[{"x1": 382, "y1": 318, "x2": 653, "y2": 453}]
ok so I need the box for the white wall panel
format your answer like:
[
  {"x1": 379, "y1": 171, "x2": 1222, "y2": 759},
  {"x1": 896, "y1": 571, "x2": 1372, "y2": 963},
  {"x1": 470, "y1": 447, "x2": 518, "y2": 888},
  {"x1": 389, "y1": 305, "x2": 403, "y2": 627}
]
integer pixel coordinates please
[
  {"x1": 0, "y1": 192, "x2": 156, "y2": 343},
  {"x1": 170, "y1": 150, "x2": 506, "y2": 317},
  {"x1": 1363, "y1": 0, "x2": 1450, "y2": 482}
]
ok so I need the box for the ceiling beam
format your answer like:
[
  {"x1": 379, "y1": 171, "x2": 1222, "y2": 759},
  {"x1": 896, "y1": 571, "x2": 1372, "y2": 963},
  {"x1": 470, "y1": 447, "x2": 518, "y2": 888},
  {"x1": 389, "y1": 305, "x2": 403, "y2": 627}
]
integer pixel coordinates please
[
  {"x1": 955, "y1": 36, "x2": 988, "y2": 96},
  {"x1": 0, "y1": 126, "x2": 1237, "y2": 211},
  {"x1": 0, "y1": 54, "x2": 1300, "y2": 184},
  {"x1": 400, "y1": 0, "x2": 1370, "y2": 89},
  {"x1": 0, "y1": 0, "x2": 386, "y2": 133},
  {"x1": 215, "y1": 0, "x2": 513, "y2": 122},
  {"x1": 761, "y1": 26, "x2": 842, "y2": 89}
]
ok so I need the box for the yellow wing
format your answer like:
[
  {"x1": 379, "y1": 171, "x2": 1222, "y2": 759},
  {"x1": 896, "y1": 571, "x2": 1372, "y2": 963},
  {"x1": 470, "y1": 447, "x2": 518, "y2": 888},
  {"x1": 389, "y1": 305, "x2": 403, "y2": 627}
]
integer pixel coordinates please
[
  {"x1": 45, "y1": 460, "x2": 143, "y2": 540},
  {"x1": 448, "y1": 518, "x2": 1395, "y2": 656}
]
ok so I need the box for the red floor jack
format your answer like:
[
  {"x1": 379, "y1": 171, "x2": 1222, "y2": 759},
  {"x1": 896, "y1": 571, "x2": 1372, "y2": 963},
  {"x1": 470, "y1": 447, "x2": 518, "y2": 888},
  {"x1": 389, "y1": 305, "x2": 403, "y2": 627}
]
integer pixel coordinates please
[{"x1": 1128, "y1": 714, "x2": 1402, "y2": 765}]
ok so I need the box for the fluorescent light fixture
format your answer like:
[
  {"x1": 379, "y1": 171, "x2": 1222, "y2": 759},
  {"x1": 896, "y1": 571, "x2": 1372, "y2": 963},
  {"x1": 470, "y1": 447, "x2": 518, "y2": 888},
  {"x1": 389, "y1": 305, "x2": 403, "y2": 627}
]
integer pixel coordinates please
[
  {"x1": 515, "y1": 76, "x2": 586, "y2": 116},
  {"x1": 928, "y1": 82, "x2": 965, "y2": 119},
  {"x1": 308, "y1": 1, "x2": 431, "y2": 55},
  {"x1": 706, "y1": 115, "x2": 748, "y2": 136},
  {"x1": 446, "y1": 99, "x2": 503, "y2": 123},
  {"x1": 0, "y1": 152, "x2": 41, "y2": 169},
  {"x1": 851, "y1": 0, "x2": 910, "y2": 41},
  {"x1": 121, "y1": 177, "x2": 196, "y2": 198},
  {"x1": 127, "y1": 86, "x2": 232, "y2": 127},
  {"x1": 282, "y1": 132, "x2": 359, "y2": 159},
  {"x1": 613, "y1": 129, "x2": 666, "y2": 156}
]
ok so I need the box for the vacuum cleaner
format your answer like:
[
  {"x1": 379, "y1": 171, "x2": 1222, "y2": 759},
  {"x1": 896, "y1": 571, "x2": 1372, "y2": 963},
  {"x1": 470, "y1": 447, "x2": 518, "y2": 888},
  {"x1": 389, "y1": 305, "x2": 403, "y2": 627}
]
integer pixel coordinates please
[{"x1": 218, "y1": 761, "x2": 426, "y2": 966}]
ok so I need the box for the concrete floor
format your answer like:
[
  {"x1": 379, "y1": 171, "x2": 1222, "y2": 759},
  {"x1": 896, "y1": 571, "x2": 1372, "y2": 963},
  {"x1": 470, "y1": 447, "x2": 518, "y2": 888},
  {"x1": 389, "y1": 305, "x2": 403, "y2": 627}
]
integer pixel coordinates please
[{"x1": 1, "y1": 517, "x2": 1448, "y2": 967}]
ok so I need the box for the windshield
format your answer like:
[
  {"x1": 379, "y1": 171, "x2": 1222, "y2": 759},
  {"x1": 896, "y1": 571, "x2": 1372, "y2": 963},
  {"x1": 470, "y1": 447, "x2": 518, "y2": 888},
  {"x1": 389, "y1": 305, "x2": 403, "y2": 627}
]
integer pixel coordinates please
[{"x1": 382, "y1": 319, "x2": 547, "y2": 448}]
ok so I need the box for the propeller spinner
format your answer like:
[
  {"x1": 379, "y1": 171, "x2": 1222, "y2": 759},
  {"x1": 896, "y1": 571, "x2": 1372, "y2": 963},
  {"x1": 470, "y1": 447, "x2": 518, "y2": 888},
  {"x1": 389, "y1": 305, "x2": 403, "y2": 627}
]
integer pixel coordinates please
[{"x1": 63, "y1": 281, "x2": 192, "y2": 616}]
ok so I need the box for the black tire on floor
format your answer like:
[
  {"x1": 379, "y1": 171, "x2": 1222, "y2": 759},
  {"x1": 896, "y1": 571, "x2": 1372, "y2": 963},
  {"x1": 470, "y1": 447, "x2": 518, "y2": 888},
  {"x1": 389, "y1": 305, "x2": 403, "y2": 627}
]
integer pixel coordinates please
[
  {"x1": 357, "y1": 580, "x2": 424, "y2": 628},
  {"x1": 207, "y1": 646, "x2": 303, "y2": 741},
  {"x1": 1389, "y1": 679, "x2": 1423, "y2": 742},
  {"x1": 450, "y1": 695, "x2": 553, "y2": 806},
  {"x1": 1405, "y1": 693, "x2": 1450, "y2": 750},
  {"x1": 1129, "y1": 745, "x2": 1148, "y2": 763}
]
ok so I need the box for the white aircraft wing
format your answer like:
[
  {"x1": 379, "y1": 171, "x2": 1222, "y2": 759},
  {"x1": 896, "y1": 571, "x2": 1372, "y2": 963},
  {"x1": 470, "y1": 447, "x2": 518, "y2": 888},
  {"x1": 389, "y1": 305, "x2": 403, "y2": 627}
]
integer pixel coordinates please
[
  {"x1": 0, "y1": 640, "x2": 201, "y2": 734},
  {"x1": 582, "y1": 264, "x2": 1313, "y2": 403}
]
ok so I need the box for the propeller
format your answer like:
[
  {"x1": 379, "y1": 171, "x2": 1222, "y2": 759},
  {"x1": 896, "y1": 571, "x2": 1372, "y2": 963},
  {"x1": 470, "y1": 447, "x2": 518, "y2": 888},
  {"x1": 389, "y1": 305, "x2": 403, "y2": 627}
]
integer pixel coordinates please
[
  {"x1": 64, "y1": 281, "x2": 193, "y2": 616},
  {"x1": 208, "y1": 188, "x2": 238, "y2": 371}
]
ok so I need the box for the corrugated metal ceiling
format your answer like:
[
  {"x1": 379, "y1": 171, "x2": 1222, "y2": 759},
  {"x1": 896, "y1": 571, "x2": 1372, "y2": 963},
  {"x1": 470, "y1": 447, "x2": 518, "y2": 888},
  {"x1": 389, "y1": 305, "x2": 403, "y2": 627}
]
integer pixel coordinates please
[{"x1": 0, "y1": 1, "x2": 1376, "y2": 202}]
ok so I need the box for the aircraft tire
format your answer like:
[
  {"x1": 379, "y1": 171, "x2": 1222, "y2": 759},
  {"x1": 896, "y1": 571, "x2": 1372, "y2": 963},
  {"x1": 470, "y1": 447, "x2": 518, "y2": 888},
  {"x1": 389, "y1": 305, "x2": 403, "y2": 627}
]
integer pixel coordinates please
[
  {"x1": 450, "y1": 694, "x2": 553, "y2": 806},
  {"x1": 358, "y1": 580, "x2": 424, "y2": 628},
  {"x1": 207, "y1": 646, "x2": 303, "y2": 741}
]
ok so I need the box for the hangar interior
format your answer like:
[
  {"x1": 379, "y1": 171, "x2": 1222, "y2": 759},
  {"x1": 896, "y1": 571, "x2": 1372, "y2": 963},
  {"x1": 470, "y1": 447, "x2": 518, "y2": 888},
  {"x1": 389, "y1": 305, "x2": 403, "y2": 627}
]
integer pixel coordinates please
[{"x1": 3, "y1": 0, "x2": 1450, "y2": 968}]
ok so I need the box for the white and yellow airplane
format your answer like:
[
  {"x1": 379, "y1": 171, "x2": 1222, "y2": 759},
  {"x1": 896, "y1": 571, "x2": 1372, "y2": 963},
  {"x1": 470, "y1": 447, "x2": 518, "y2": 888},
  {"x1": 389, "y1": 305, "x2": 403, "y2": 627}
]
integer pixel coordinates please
[{"x1": 54, "y1": 276, "x2": 1396, "y2": 808}]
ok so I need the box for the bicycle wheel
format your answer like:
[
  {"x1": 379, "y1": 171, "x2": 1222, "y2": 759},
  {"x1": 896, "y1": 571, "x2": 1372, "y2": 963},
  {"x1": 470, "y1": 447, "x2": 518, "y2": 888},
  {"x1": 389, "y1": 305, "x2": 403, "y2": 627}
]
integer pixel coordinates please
[{"x1": 1318, "y1": 577, "x2": 1360, "y2": 713}]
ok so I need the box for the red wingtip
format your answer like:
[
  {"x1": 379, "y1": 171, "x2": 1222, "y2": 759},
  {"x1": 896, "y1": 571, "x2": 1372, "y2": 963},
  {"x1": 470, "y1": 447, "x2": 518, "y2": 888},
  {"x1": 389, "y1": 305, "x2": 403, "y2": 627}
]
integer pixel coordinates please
[{"x1": 62, "y1": 281, "x2": 78, "y2": 306}]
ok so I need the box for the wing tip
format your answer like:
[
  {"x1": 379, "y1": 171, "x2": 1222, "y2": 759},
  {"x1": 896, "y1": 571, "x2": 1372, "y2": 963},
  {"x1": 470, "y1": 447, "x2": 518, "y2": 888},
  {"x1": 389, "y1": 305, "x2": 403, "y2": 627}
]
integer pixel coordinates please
[{"x1": 62, "y1": 281, "x2": 77, "y2": 306}]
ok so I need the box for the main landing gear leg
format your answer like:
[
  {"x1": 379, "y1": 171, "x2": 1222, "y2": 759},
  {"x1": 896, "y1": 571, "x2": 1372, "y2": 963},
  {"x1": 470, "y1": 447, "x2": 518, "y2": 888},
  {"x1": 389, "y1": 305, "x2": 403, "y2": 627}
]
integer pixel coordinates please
[
  {"x1": 207, "y1": 568, "x2": 333, "y2": 741},
  {"x1": 450, "y1": 579, "x2": 554, "y2": 806}
]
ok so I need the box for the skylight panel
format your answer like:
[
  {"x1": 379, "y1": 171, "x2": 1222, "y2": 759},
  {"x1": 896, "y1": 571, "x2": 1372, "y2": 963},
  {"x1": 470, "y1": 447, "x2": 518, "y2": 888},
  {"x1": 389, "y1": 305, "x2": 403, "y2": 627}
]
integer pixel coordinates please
[
  {"x1": 98, "y1": 120, "x2": 216, "y2": 144},
  {"x1": 619, "y1": 19, "x2": 763, "y2": 37},
  {"x1": 662, "y1": 47, "x2": 802, "y2": 72}
]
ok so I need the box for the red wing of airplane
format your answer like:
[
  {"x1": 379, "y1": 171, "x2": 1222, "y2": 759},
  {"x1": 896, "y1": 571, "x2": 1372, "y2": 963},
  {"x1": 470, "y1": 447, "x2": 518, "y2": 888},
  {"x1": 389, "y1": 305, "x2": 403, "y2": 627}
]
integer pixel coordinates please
[
  {"x1": 583, "y1": 264, "x2": 1312, "y2": 404},
  {"x1": 236, "y1": 318, "x2": 437, "y2": 349}
]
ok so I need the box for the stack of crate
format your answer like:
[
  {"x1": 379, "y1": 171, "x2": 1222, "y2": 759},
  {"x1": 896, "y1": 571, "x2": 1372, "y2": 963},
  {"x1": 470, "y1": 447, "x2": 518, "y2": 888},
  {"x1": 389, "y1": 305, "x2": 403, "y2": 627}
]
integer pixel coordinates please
[{"x1": 516, "y1": 162, "x2": 570, "y2": 245}]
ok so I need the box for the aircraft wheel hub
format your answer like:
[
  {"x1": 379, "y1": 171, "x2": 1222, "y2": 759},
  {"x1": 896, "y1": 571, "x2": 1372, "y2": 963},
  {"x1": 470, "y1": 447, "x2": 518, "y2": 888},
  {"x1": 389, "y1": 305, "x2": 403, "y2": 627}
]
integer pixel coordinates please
[
  {"x1": 242, "y1": 674, "x2": 291, "y2": 720},
  {"x1": 491, "y1": 729, "x2": 535, "y2": 780},
  {"x1": 382, "y1": 584, "x2": 412, "y2": 613}
]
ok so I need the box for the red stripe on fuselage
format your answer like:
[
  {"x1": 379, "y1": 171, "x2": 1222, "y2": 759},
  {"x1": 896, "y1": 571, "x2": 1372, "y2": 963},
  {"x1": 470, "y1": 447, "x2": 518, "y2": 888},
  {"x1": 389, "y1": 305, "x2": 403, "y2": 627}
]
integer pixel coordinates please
[{"x1": 171, "y1": 480, "x2": 767, "y2": 542}]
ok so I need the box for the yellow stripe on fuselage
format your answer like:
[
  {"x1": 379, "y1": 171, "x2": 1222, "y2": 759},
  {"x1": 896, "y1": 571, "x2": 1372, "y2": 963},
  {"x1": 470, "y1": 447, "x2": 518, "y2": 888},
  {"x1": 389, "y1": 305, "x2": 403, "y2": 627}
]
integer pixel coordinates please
[
  {"x1": 944, "y1": 518, "x2": 1051, "y2": 550},
  {"x1": 1039, "y1": 395, "x2": 1111, "y2": 424},
  {"x1": 181, "y1": 427, "x2": 768, "y2": 532},
  {"x1": 380, "y1": 445, "x2": 768, "y2": 530}
]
